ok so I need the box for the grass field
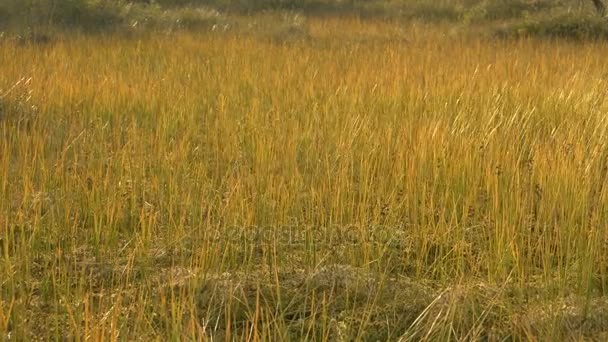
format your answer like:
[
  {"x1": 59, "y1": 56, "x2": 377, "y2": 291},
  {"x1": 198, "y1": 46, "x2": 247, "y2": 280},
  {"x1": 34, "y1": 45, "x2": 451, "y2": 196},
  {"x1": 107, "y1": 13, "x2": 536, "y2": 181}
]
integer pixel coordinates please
[{"x1": 2, "y1": 13, "x2": 608, "y2": 341}]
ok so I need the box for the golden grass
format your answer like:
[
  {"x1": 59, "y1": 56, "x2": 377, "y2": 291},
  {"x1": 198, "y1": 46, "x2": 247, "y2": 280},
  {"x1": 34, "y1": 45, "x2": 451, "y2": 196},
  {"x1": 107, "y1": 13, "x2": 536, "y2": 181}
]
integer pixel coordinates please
[{"x1": 1, "y1": 17, "x2": 608, "y2": 340}]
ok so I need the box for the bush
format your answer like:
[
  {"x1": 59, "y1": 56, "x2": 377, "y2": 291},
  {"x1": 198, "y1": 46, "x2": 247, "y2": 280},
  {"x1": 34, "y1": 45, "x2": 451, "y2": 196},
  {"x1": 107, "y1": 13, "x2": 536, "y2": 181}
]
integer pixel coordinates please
[
  {"x1": 398, "y1": 2, "x2": 462, "y2": 21},
  {"x1": 120, "y1": 3, "x2": 226, "y2": 31},
  {"x1": 149, "y1": 0, "x2": 323, "y2": 12},
  {"x1": 496, "y1": 13, "x2": 608, "y2": 40},
  {"x1": 0, "y1": 0, "x2": 123, "y2": 32},
  {"x1": 463, "y1": 0, "x2": 556, "y2": 23},
  {"x1": 0, "y1": 0, "x2": 229, "y2": 34}
]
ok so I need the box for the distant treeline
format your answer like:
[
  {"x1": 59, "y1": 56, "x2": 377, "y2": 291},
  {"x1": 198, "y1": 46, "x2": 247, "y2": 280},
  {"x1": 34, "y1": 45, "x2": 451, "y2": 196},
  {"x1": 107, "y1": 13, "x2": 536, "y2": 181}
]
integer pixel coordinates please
[{"x1": 2, "y1": 0, "x2": 608, "y2": 40}]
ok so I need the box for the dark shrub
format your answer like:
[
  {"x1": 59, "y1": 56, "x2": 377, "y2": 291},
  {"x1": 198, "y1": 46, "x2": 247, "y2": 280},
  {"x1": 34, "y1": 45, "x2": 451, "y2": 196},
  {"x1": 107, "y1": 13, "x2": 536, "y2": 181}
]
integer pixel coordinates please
[{"x1": 496, "y1": 13, "x2": 608, "y2": 40}]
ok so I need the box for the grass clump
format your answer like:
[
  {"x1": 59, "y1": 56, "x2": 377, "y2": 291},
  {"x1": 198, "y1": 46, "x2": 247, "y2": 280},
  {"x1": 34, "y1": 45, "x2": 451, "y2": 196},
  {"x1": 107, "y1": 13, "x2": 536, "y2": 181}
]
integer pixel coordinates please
[
  {"x1": 195, "y1": 266, "x2": 433, "y2": 340},
  {"x1": 0, "y1": 77, "x2": 38, "y2": 130}
]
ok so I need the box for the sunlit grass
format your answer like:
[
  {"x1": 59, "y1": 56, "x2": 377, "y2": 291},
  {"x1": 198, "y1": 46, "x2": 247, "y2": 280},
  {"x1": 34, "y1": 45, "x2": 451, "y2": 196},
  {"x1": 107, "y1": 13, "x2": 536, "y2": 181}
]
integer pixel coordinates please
[{"x1": 1, "y1": 17, "x2": 608, "y2": 340}]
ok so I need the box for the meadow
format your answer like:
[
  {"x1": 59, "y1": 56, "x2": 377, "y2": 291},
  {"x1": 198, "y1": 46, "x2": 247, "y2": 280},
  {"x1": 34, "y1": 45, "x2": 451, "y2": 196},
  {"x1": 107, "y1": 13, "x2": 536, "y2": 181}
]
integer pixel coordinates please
[{"x1": 2, "y1": 9, "x2": 608, "y2": 341}]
